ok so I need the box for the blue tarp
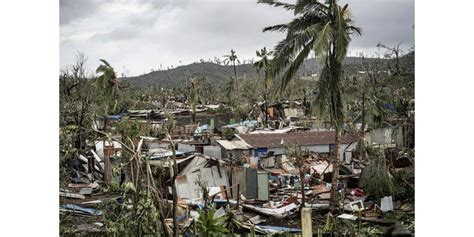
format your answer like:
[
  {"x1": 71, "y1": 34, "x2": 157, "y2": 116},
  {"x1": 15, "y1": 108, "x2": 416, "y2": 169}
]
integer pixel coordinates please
[
  {"x1": 384, "y1": 103, "x2": 395, "y2": 111},
  {"x1": 63, "y1": 204, "x2": 103, "y2": 216},
  {"x1": 257, "y1": 225, "x2": 301, "y2": 233},
  {"x1": 194, "y1": 124, "x2": 210, "y2": 136},
  {"x1": 107, "y1": 115, "x2": 122, "y2": 121}
]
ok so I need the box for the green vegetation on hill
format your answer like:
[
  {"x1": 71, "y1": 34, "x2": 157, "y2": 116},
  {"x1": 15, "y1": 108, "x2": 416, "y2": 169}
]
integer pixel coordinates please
[{"x1": 122, "y1": 57, "x2": 382, "y2": 89}]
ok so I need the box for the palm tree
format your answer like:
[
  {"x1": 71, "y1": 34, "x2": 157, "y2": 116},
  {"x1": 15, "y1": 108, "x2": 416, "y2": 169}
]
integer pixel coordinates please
[
  {"x1": 223, "y1": 49, "x2": 240, "y2": 100},
  {"x1": 95, "y1": 59, "x2": 118, "y2": 114},
  {"x1": 214, "y1": 57, "x2": 221, "y2": 65},
  {"x1": 95, "y1": 59, "x2": 119, "y2": 185},
  {"x1": 259, "y1": 0, "x2": 361, "y2": 211},
  {"x1": 254, "y1": 47, "x2": 273, "y2": 125}
]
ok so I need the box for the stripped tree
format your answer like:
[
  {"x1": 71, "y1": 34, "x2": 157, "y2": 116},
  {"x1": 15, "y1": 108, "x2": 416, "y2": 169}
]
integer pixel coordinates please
[
  {"x1": 223, "y1": 49, "x2": 240, "y2": 104},
  {"x1": 253, "y1": 47, "x2": 273, "y2": 126}
]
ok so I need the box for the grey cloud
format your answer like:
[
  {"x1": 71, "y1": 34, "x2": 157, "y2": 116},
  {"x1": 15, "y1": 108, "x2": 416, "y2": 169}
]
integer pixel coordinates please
[
  {"x1": 60, "y1": 0, "x2": 414, "y2": 76},
  {"x1": 60, "y1": 0, "x2": 102, "y2": 25},
  {"x1": 91, "y1": 26, "x2": 142, "y2": 42},
  {"x1": 343, "y1": 0, "x2": 414, "y2": 51}
]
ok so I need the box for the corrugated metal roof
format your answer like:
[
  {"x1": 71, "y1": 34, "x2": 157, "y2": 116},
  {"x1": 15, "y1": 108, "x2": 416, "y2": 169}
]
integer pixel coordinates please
[
  {"x1": 216, "y1": 139, "x2": 252, "y2": 150},
  {"x1": 148, "y1": 148, "x2": 185, "y2": 159},
  {"x1": 238, "y1": 131, "x2": 359, "y2": 148},
  {"x1": 148, "y1": 155, "x2": 195, "y2": 167}
]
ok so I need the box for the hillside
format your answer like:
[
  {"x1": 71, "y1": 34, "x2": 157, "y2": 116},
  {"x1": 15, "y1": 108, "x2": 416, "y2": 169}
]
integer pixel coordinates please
[{"x1": 122, "y1": 56, "x2": 391, "y2": 89}]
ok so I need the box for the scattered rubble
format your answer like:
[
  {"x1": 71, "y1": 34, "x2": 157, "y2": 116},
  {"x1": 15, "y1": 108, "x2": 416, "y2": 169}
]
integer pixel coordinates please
[{"x1": 60, "y1": 99, "x2": 414, "y2": 235}]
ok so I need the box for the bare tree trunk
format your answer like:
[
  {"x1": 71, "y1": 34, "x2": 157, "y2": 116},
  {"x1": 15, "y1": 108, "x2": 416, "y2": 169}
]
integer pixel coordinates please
[
  {"x1": 146, "y1": 160, "x2": 170, "y2": 237},
  {"x1": 191, "y1": 81, "x2": 197, "y2": 124},
  {"x1": 361, "y1": 91, "x2": 365, "y2": 136},
  {"x1": 264, "y1": 81, "x2": 268, "y2": 126},
  {"x1": 355, "y1": 91, "x2": 366, "y2": 160},
  {"x1": 299, "y1": 166, "x2": 306, "y2": 212},
  {"x1": 329, "y1": 126, "x2": 341, "y2": 211},
  {"x1": 233, "y1": 61, "x2": 238, "y2": 97},
  {"x1": 168, "y1": 134, "x2": 179, "y2": 237}
]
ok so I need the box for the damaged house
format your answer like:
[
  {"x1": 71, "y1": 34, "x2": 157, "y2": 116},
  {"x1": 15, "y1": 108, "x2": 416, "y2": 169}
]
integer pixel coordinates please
[
  {"x1": 174, "y1": 155, "x2": 229, "y2": 200},
  {"x1": 236, "y1": 131, "x2": 359, "y2": 163}
]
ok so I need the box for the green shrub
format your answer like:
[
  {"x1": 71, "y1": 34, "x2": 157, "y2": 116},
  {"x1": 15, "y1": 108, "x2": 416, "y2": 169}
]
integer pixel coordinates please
[
  {"x1": 360, "y1": 147, "x2": 395, "y2": 200},
  {"x1": 222, "y1": 128, "x2": 235, "y2": 140},
  {"x1": 197, "y1": 205, "x2": 229, "y2": 236}
]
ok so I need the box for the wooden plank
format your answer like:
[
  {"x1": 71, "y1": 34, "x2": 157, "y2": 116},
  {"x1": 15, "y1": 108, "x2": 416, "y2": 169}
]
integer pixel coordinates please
[{"x1": 301, "y1": 207, "x2": 312, "y2": 237}]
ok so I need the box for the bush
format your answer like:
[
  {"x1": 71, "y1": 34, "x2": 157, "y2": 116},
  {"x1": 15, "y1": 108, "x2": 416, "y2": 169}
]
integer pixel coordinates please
[
  {"x1": 392, "y1": 168, "x2": 414, "y2": 200},
  {"x1": 222, "y1": 128, "x2": 235, "y2": 140},
  {"x1": 359, "y1": 147, "x2": 395, "y2": 200}
]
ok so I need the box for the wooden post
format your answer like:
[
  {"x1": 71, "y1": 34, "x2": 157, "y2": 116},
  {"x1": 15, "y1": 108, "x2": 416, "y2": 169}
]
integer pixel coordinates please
[
  {"x1": 224, "y1": 185, "x2": 230, "y2": 206},
  {"x1": 103, "y1": 145, "x2": 112, "y2": 185},
  {"x1": 236, "y1": 183, "x2": 240, "y2": 209},
  {"x1": 301, "y1": 207, "x2": 312, "y2": 237},
  {"x1": 88, "y1": 156, "x2": 95, "y2": 174}
]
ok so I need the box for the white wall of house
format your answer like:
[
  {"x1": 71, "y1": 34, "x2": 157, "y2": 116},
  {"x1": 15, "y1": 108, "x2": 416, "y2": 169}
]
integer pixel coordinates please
[
  {"x1": 266, "y1": 143, "x2": 357, "y2": 163},
  {"x1": 268, "y1": 145, "x2": 330, "y2": 156},
  {"x1": 307, "y1": 145, "x2": 331, "y2": 153}
]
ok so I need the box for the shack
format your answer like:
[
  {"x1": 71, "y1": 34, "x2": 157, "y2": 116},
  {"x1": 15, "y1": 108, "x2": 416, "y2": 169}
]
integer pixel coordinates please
[{"x1": 216, "y1": 139, "x2": 252, "y2": 161}]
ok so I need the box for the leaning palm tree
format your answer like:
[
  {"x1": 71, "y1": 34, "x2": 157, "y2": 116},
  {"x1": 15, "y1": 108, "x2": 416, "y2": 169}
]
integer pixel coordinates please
[
  {"x1": 254, "y1": 47, "x2": 273, "y2": 125},
  {"x1": 259, "y1": 0, "x2": 361, "y2": 211},
  {"x1": 94, "y1": 59, "x2": 119, "y2": 185},
  {"x1": 95, "y1": 59, "x2": 119, "y2": 114}
]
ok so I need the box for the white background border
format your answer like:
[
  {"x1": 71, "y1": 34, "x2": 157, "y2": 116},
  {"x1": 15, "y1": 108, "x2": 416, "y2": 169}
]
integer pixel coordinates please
[{"x1": 1, "y1": 0, "x2": 473, "y2": 235}]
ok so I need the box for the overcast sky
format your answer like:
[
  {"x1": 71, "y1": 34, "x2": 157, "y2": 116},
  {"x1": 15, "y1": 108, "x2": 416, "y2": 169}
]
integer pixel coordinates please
[{"x1": 60, "y1": 0, "x2": 414, "y2": 76}]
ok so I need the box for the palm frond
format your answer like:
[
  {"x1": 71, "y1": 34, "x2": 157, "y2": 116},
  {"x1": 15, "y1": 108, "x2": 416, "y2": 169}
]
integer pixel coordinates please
[
  {"x1": 270, "y1": 18, "x2": 320, "y2": 79},
  {"x1": 263, "y1": 24, "x2": 288, "y2": 33},
  {"x1": 328, "y1": 55, "x2": 344, "y2": 126},
  {"x1": 278, "y1": 38, "x2": 315, "y2": 93},
  {"x1": 257, "y1": 0, "x2": 295, "y2": 10},
  {"x1": 286, "y1": 12, "x2": 326, "y2": 37},
  {"x1": 295, "y1": 0, "x2": 328, "y2": 15},
  {"x1": 99, "y1": 59, "x2": 111, "y2": 67},
  {"x1": 333, "y1": 5, "x2": 350, "y2": 61},
  {"x1": 348, "y1": 26, "x2": 362, "y2": 35},
  {"x1": 313, "y1": 21, "x2": 333, "y2": 63},
  {"x1": 315, "y1": 65, "x2": 331, "y2": 116},
  {"x1": 96, "y1": 64, "x2": 108, "y2": 74}
]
